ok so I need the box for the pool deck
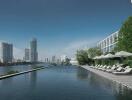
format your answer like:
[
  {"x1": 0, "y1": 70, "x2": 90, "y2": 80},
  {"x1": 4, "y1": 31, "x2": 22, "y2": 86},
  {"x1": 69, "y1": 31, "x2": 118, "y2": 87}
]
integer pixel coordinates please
[{"x1": 81, "y1": 65, "x2": 132, "y2": 90}]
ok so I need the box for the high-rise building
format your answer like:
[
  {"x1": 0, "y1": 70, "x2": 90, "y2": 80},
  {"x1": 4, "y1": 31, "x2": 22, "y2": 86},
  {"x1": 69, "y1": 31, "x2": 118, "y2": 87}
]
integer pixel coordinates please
[
  {"x1": 97, "y1": 31, "x2": 119, "y2": 54},
  {"x1": 24, "y1": 48, "x2": 30, "y2": 62},
  {"x1": 1, "y1": 42, "x2": 13, "y2": 63},
  {"x1": 56, "y1": 58, "x2": 61, "y2": 64},
  {"x1": 52, "y1": 56, "x2": 56, "y2": 63},
  {"x1": 45, "y1": 58, "x2": 49, "y2": 63},
  {"x1": 30, "y1": 38, "x2": 38, "y2": 62}
]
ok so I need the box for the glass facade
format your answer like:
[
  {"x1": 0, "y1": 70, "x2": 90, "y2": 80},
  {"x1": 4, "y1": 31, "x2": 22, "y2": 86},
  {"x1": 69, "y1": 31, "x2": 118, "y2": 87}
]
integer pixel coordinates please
[{"x1": 30, "y1": 38, "x2": 38, "y2": 62}]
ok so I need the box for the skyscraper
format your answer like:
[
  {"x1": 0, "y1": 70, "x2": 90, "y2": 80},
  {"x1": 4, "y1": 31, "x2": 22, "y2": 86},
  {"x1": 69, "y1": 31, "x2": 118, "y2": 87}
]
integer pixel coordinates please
[
  {"x1": 1, "y1": 42, "x2": 13, "y2": 63},
  {"x1": 30, "y1": 38, "x2": 38, "y2": 62},
  {"x1": 24, "y1": 48, "x2": 30, "y2": 62},
  {"x1": 52, "y1": 56, "x2": 56, "y2": 63}
]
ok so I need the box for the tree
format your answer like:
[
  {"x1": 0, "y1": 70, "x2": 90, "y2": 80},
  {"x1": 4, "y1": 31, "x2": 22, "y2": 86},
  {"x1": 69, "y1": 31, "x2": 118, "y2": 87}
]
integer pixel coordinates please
[
  {"x1": 87, "y1": 47, "x2": 102, "y2": 58},
  {"x1": 76, "y1": 50, "x2": 93, "y2": 65},
  {"x1": 117, "y1": 16, "x2": 132, "y2": 52},
  {"x1": 64, "y1": 58, "x2": 71, "y2": 65},
  {"x1": 61, "y1": 58, "x2": 71, "y2": 65}
]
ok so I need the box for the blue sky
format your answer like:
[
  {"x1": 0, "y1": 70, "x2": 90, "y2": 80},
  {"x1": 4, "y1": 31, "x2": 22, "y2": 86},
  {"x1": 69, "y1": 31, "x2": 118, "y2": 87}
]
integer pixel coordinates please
[{"x1": 0, "y1": 0, "x2": 132, "y2": 59}]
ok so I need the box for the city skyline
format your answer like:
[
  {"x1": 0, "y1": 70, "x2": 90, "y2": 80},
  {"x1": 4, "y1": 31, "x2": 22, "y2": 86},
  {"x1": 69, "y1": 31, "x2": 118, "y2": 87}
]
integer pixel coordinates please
[
  {"x1": 0, "y1": 0, "x2": 131, "y2": 60},
  {"x1": 0, "y1": 38, "x2": 38, "y2": 63}
]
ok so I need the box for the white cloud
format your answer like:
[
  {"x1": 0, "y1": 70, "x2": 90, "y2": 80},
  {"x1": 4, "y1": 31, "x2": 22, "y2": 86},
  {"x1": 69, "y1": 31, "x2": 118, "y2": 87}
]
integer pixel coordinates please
[
  {"x1": 38, "y1": 37, "x2": 102, "y2": 60},
  {"x1": 60, "y1": 37, "x2": 101, "y2": 58}
]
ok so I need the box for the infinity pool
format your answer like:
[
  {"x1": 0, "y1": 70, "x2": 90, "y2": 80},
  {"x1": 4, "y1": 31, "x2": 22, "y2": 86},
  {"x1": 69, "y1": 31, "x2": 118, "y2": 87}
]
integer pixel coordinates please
[{"x1": 0, "y1": 65, "x2": 132, "y2": 100}]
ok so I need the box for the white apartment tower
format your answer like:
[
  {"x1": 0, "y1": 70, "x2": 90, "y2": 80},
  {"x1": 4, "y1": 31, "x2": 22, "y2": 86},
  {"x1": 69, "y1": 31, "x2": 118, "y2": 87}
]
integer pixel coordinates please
[
  {"x1": 52, "y1": 56, "x2": 56, "y2": 63},
  {"x1": 97, "y1": 31, "x2": 119, "y2": 54},
  {"x1": 1, "y1": 42, "x2": 13, "y2": 63}
]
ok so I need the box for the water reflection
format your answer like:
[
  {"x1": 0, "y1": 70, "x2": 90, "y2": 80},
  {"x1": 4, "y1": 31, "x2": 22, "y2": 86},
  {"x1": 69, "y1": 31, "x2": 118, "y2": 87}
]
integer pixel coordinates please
[
  {"x1": 1, "y1": 77, "x2": 13, "y2": 86},
  {"x1": 114, "y1": 84, "x2": 132, "y2": 100},
  {"x1": 0, "y1": 65, "x2": 132, "y2": 100},
  {"x1": 77, "y1": 67, "x2": 88, "y2": 79},
  {"x1": 30, "y1": 71, "x2": 37, "y2": 88},
  {"x1": 77, "y1": 66, "x2": 132, "y2": 100}
]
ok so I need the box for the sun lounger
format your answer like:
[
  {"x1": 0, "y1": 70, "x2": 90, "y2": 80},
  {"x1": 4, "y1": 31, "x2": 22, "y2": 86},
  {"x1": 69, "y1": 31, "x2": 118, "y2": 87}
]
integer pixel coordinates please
[
  {"x1": 96, "y1": 65, "x2": 102, "y2": 69},
  {"x1": 103, "y1": 66, "x2": 111, "y2": 71},
  {"x1": 90, "y1": 66, "x2": 94, "y2": 68},
  {"x1": 100, "y1": 65, "x2": 107, "y2": 71},
  {"x1": 106, "y1": 65, "x2": 117, "y2": 73},
  {"x1": 126, "y1": 66, "x2": 130, "y2": 68},
  {"x1": 94, "y1": 65, "x2": 99, "y2": 69},
  {"x1": 113, "y1": 68, "x2": 132, "y2": 75},
  {"x1": 98, "y1": 65, "x2": 104, "y2": 70},
  {"x1": 115, "y1": 67, "x2": 123, "y2": 72},
  {"x1": 108, "y1": 66, "x2": 123, "y2": 73},
  {"x1": 124, "y1": 66, "x2": 130, "y2": 69}
]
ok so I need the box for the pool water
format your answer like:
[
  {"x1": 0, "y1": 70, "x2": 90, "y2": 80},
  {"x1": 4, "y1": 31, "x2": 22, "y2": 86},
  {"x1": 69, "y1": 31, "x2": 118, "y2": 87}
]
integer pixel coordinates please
[{"x1": 0, "y1": 65, "x2": 132, "y2": 100}]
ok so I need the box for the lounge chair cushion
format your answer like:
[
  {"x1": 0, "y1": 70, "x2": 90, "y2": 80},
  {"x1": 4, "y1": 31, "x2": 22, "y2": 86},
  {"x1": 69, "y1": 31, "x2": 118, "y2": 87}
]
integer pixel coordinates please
[{"x1": 116, "y1": 67, "x2": 123, "y2": 72}]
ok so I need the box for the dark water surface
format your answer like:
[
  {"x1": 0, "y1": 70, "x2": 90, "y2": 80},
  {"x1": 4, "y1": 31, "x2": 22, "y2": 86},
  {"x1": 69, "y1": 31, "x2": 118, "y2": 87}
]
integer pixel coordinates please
[{"x1": 0, "y1": 65, "x2": 132, "y2": 100}]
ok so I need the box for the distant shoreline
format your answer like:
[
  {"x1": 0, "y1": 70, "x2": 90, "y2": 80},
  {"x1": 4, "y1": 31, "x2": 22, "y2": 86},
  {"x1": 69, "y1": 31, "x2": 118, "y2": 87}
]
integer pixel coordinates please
[
  {"x1": 0, "y1": 66, "x2": 45, "y2": 80},
  {"x1": 0, "y1": 62, "x2": 43, "y2": 67}
]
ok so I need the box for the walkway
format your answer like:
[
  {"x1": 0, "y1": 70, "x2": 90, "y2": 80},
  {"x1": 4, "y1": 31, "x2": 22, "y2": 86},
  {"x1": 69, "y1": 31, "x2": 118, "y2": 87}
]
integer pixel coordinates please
[{"x1": 81, "y1": 65, "x2": 132, "y2": 90}]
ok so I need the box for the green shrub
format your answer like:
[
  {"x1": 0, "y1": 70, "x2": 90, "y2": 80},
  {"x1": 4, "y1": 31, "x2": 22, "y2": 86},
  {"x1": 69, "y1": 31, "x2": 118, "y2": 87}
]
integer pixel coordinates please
[
  {"x1": 7, "y1": 70, "x2": 19, "y2": 74},
  {"x1": 124, "y1": 60, "x2": 132, "y2": 67}
]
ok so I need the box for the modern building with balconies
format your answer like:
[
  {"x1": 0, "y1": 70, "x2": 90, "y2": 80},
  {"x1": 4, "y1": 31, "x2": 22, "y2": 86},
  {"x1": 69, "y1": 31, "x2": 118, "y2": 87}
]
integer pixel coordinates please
[{"x1": 97, "y1": 31, "x2": 119, "y2": 54}]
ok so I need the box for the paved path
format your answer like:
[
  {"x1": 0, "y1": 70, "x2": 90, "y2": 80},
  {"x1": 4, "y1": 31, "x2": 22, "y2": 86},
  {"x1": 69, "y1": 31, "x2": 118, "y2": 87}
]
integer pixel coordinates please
[{"x1": 81, "y1": 65, "x2": 132, "y2": 90}]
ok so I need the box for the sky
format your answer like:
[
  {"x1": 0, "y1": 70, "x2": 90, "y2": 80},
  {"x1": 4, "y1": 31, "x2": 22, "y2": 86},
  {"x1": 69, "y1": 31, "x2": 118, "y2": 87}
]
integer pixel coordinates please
[{"x1": 0, "y1": 0, "x2": 131, "y2": 60}]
